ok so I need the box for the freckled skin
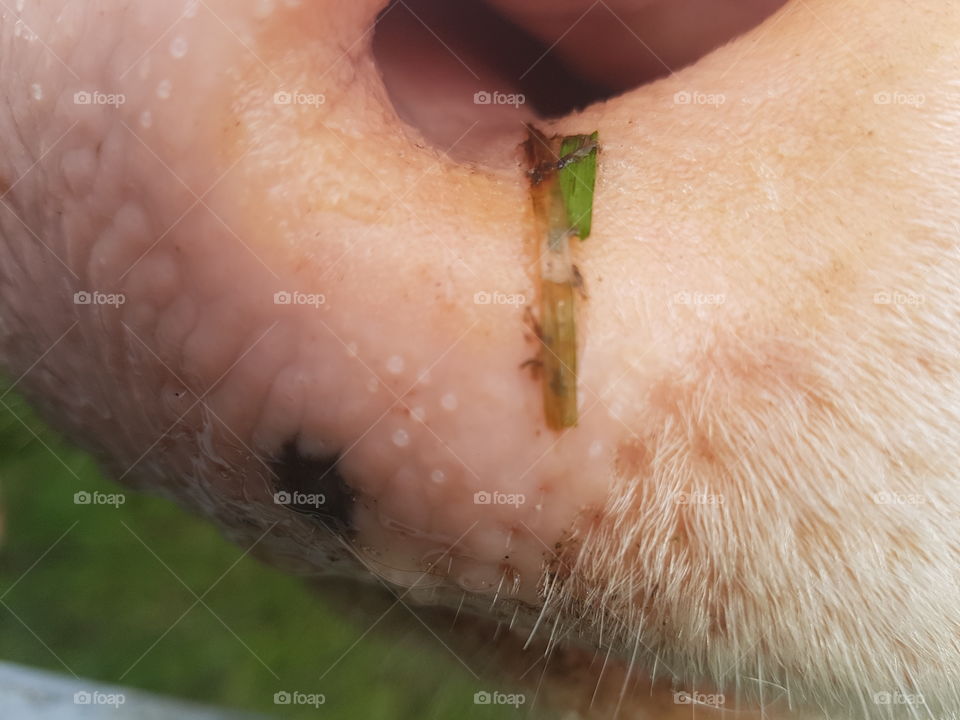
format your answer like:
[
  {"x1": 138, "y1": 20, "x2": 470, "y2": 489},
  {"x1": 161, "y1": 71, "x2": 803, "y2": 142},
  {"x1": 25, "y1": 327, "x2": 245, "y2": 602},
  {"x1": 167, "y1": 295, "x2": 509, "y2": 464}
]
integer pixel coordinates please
[{"x1": 2, "y1": 1, "x2": 960, "y2": 719}]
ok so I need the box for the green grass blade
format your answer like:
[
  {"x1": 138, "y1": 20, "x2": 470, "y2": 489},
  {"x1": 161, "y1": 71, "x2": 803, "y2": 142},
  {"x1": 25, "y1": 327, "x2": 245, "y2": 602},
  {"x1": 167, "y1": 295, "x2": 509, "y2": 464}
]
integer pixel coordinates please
[{"x1": 558, "y1": 132, "x2": 598, "y2": 240}]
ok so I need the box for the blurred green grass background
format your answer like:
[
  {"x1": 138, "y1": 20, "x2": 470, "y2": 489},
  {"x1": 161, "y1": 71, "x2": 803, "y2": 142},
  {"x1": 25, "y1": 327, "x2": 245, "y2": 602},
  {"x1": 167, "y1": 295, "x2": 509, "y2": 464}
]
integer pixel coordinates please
[{"x1": 0, "y1": 388, "x2": 522, "y2": 719}]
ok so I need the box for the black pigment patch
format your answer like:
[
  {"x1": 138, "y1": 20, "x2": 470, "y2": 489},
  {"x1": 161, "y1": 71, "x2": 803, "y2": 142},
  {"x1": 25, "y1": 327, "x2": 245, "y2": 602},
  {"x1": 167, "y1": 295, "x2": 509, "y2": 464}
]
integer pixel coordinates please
[{"x1": 268, "y1": 439, "x2": 355, "y2": 535}]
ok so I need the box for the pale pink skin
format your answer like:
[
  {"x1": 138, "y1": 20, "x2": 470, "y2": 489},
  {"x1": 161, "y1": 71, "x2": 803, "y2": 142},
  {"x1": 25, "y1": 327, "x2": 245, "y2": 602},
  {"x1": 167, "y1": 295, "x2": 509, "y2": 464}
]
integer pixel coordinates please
[{"x1": 2, "y1": 1, "x2": 960, "y2": 718}]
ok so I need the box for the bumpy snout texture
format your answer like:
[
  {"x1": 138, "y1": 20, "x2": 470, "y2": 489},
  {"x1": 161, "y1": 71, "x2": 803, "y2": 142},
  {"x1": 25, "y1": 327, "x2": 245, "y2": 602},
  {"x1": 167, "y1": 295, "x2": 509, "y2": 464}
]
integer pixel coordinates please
[{"x1": 2, "y1": 1, "x2": 960, "y2": 718}]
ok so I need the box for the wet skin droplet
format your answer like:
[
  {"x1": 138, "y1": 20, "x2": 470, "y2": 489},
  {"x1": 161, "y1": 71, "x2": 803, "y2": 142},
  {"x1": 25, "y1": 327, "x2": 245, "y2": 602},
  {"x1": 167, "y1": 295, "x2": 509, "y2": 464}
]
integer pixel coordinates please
[{"x1": 170, "y1": 36, "x2": 188, "y2": 59}]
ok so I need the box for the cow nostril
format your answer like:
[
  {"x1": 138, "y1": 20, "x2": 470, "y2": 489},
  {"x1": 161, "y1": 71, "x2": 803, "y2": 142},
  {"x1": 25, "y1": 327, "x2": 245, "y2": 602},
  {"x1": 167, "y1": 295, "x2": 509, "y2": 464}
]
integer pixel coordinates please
[
  {"x1": 371, "y1": 0, "x2": 785, "y2": 161},
  {"x1": 268, "y1": 440, "x2": 355, "y2": 535}
]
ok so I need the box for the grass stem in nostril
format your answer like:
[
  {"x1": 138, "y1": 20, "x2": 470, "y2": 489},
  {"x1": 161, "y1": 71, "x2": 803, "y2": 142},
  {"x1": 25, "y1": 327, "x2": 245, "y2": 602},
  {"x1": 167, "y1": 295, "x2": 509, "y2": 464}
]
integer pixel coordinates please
[{"x1": 524, "y1": 126, "x2": 599, "y2": 430}]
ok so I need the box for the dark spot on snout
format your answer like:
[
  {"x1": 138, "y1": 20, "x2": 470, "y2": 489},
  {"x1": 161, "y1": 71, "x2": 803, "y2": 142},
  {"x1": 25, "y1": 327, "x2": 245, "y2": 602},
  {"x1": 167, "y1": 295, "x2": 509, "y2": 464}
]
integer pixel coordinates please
[{"x1": 268, "y1": 439, "x2": 354, "y2": 536}]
